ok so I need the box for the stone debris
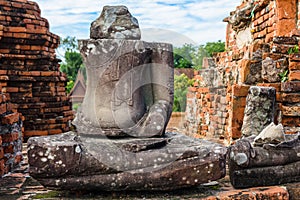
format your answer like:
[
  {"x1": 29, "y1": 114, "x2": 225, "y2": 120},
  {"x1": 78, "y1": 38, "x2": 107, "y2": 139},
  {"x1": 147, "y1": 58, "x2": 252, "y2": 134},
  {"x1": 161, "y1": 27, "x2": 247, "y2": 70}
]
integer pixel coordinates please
[
  {"x1": 228, "y1": 130, "x2": 300, "y2": 189},
  {"x1": 254, "y1": 122, "x2": 285, "y2": 146},
  {"x1": 228, "y1": 83, "x2": 300, "y2": 189},
  {"x1": 241, "y1": 86, "x2": 276, "y2": 137},
  {"x1": 226, "y1": 75, "x2": 300, "y2": 189}
]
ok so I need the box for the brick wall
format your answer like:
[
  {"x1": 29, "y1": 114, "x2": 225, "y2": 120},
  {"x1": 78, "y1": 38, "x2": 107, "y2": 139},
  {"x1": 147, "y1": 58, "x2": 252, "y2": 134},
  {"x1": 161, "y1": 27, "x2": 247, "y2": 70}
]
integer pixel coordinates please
[
  {"x1": 185, "y1": 0, "x2": 300, "y2": 142},
  {"x1": 0, "y1": 0, "x2": 74, "y2": 139},
  {"x1": 0, "y1": 74, "x2": 23, "y2": 176}
]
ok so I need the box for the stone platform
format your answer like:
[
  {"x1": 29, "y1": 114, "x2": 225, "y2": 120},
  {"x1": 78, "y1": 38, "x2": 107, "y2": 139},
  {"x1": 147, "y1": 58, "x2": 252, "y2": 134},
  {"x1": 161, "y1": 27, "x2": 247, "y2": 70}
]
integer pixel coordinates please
[
  {"x1": 28, "y1": 132, "x2": 227, "y2": 191},
  {"x1": 1, "y1": 143, "x2": 298, "y2": 199}
]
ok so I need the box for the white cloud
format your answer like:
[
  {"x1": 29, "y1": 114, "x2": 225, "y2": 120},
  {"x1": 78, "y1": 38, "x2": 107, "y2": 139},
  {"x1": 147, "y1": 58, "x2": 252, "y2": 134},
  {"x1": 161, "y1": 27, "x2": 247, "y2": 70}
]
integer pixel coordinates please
[
  {"x1": 142, "y1": 28, "x2": 197, "y2": 46},
  {"x1": 34, "y1": 0, "x2": 240, "y2": 46},
  {"x1": 186, "y1": 0, "x2": 239, "y2": 20}
]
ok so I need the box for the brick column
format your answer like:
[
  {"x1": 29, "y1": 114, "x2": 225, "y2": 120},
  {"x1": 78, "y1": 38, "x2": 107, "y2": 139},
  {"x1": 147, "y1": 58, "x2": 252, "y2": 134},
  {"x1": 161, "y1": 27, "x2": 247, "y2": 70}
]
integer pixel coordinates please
[
  {"x1": 0, "y1": 0, "x2": 74, "y2": 139},
  {"x1": 275, "y1": 0, "x2": 297, "y2": 36}
]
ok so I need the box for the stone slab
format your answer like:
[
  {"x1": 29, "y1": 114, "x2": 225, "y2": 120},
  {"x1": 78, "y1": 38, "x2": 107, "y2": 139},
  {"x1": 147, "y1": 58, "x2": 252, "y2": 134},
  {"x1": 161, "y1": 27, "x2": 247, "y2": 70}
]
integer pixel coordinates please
[{"x1": 28, "y1": 132, "x2": 227, "y2": 191}]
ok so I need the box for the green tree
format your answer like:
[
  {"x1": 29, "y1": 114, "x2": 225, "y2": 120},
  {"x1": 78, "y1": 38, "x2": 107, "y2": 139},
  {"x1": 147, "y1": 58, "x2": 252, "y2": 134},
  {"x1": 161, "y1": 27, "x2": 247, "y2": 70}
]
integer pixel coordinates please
[
  {"x1": 204, "y1": 40, "x2": 225, "y2": 57},
  {"x1": 172, "y1": 41, "x2": 225, "y2": 70},
  {"x1": 192, "y1": 44, "x2": 208, "y2": 70},
  {"x1": 173, "y1": 74, "x2": 194, "y2": 112},
  {"x1": 59, "y1": 36, "x2": 84, "y2": 93},
  {"x1": 173, "y1": 44, "x2": 196, "y2": 68},
  {"x1": 172, "y1": 41, "x2": 225, "y2": 112},
  {"x1": 60, "y1": 36, "x2": 78, "y2": 52}
]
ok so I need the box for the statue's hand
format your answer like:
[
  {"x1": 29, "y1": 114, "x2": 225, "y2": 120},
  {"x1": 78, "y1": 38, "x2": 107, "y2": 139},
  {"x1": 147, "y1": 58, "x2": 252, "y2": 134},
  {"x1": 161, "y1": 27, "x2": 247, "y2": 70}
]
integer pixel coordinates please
[{"x1": 126, "y1": 100, "x2": 171, "y2": 138}]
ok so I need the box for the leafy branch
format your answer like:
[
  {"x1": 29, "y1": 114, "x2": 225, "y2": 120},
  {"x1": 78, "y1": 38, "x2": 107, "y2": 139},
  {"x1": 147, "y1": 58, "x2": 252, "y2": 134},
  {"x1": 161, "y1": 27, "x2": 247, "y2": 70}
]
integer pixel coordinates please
[{"x1": 279, "y1": 69, "x2": 289, "y2": 82}]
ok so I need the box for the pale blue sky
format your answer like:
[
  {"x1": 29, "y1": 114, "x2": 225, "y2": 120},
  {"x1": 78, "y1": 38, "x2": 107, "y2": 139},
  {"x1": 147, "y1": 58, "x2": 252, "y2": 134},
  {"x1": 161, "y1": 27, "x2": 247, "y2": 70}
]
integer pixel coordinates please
[{"x1": 34, "y1": 0, "x2": 240, "y2": 46}]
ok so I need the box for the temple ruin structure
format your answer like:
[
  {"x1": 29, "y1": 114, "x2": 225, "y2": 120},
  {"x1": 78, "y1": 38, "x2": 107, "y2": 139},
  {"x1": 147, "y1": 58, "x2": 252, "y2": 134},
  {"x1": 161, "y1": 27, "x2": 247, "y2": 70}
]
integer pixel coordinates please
[
  {"x1": 0, "y1": 0, "x2": 74, "y2": 175},
  {"x1": 185, "y1": 0, "x2": 300, "y2": 142}
]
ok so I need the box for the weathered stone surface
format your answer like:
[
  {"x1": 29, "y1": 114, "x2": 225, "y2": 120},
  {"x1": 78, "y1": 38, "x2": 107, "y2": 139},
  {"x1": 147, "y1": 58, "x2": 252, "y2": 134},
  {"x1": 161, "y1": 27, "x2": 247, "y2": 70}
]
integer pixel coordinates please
[
  {"x1": 200, "y1": 68, "x2": 218, "y2": 87},
  {"x1": 28, "y1": 132, "x2": 227, "y2": 191},
  {"x1": 262, "y1": 57, "x2": 288, "y2": 83},
  {"x1": 242, "y1": 60, "x2": 263, "y2": 84},
  {"x1": 281, "y1": 81, "x2": 300, "y2": 92},
  {"x1": 273, "y1": 36, "x2": 298, "y2": 45},
  {"x1": 90, "y1": 6, "x2": 141, "y2": 40},
  {"x1": 241, "y1": 86, "x2": 276, "y2": 136},
  {"x1": 253, "y1": 122, "x2": 285, "y2": 146},
  {"x1": 209, "y1": 186, "x2": 289, "y2": 200},
  {"x1": 282, "y1": 105, "x2": 300, "y2": 116},
  {"x1": 230, "y1": 162, "x2": 300, "y2": 189},
  {"x1": 228, "y1": 135, "x2": 300, "y2": 189},
  {"x1": 223, "y1": 2, "x2": 253, "y2": 31},
  {"x1": 199, "y1": 58, "x2": 218, "y2": 87},
  {"x1": 74, "y1": 39, "x2": 174, "y2": 137},
  {"x1": 230, "y1": 135, "x2": 300, "y2": 168}
]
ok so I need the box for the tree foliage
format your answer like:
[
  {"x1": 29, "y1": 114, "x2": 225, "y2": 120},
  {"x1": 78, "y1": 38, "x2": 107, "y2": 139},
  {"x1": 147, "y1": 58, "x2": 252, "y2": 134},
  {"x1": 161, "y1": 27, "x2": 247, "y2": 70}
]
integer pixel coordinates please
[
  {"x1": 204, "y1": 40, "x2": 225, "y2": 57},
  {"x1": 59, "y1": 36, "x2": 84, "y2": 93},
  {"x1": 173, "y1": 74, "x2": 194, "y2": 112},
  {"x1": 60, "y1": 36, "x2": 78, "y2": 52},
  {"x1": 173, "y1": 44, "x2": 195, "y2": 68},
  {"x1": 61, "y1": 50, "x2": 83, "y2": 81},
  {"x1": 173, "y1": 40, "x2": 225, "y2": 70},
  {"x1": 172, "y1": 41, "x2": 225, "y2": 112}
]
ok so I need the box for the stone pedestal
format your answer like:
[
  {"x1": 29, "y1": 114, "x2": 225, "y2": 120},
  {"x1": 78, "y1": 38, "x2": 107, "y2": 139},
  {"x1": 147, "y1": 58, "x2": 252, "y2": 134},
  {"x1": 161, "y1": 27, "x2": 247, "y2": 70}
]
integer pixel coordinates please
[{"x1": 28, "y1": 132, "x2": 227, "y2": 191}]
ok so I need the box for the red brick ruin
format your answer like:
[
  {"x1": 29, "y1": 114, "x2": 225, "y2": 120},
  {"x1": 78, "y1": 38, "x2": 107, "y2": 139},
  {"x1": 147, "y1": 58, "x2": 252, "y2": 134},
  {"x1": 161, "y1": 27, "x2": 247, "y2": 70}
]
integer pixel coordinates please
[
  {"x1": 1, "y1": 0, "x2": 300, "y2": 176},
  {"x1": 0, "y1": 0, "x2": 74, "y2": 175},
  {"x1": 186, "y1": 0, "x2": 300, "y2": 143}
]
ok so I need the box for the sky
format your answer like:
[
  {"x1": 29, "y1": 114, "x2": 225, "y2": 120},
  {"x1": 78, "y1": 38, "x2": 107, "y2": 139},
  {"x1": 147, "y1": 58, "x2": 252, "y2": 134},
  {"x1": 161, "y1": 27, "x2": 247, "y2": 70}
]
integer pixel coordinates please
[{"x1": 34, "y1": 0, "x2": 241, "y2": 47}]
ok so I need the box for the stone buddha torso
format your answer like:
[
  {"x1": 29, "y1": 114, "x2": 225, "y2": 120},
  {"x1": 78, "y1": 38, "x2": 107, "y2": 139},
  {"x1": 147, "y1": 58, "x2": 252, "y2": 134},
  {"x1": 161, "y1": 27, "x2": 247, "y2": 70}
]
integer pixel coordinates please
[{"x1": 73, "y1": 6, "x2": 174, "y2": 137}]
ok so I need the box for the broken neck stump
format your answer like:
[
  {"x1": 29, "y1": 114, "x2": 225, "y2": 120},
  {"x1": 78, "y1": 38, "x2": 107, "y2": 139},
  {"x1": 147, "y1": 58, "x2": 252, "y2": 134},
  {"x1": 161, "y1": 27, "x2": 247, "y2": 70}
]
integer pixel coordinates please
[{"x1": 27, "y1": 5, "x2": 227, "y2": 191}]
